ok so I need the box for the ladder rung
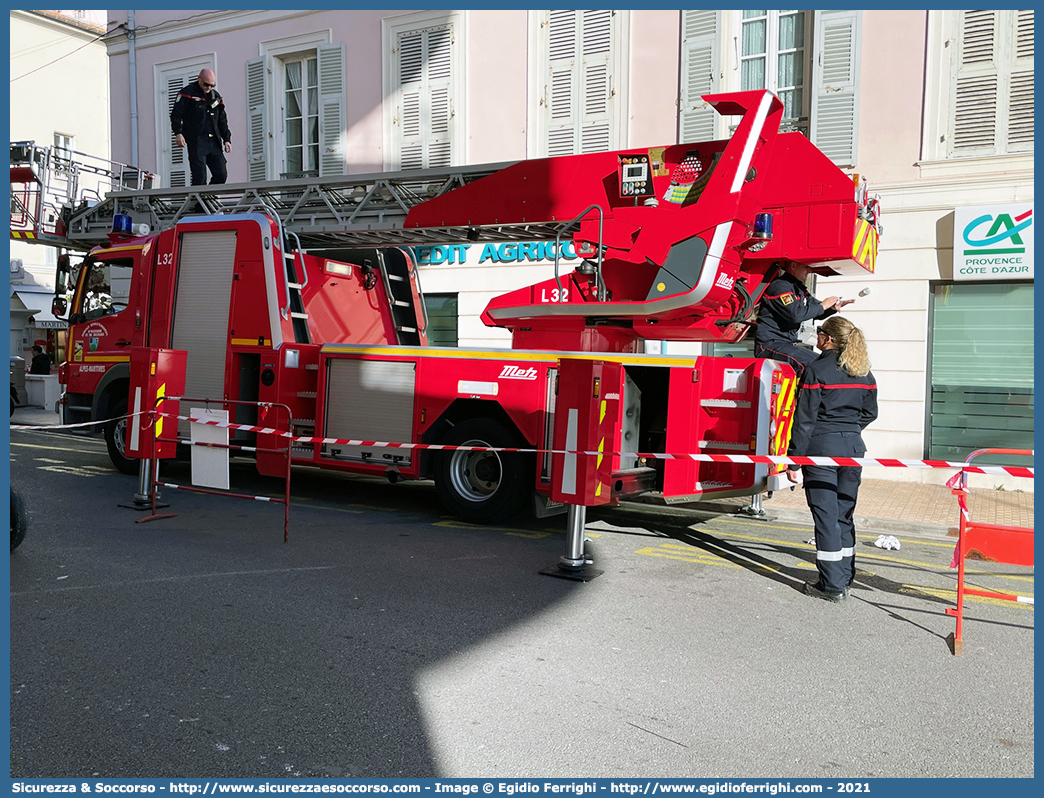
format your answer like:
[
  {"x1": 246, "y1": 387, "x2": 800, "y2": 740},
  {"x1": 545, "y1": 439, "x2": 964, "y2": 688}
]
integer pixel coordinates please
[
  {"x1": 290, "y1": 311, "x2": 309, "y2": 319},
  {"x1": 393, "y1": 300, "x2": 410, "y2": 307},
  {"x1": 387, "y1": 274, "x2": 405, "y2": 282},
  {"x1": 396, "y1": 326, "x2": 417, "y2": 333},
  {"x1": 287, "y1": 282, "x2": 303, "y2": 290}
]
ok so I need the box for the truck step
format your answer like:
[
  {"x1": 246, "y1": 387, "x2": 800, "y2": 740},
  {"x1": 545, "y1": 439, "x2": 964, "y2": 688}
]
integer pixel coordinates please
[
  {"x1": 698, "y1": 440, "x2": 751, "y2": 451},
  {"x1": 700, "y1": 399, "x2": 752, "y2": 409}
]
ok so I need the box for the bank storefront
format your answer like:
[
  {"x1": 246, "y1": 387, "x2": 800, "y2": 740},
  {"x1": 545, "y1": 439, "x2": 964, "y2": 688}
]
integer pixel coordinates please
[{"x1": 928, "y1": 202, "x2": 1034, "y2": 466}]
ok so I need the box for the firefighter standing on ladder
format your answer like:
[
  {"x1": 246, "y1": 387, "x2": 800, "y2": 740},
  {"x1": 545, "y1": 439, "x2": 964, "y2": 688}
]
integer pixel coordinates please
[
  {"x1": 171, "y1": 68, "x2": 232, "y2": 185},
  {"x1": 754, "y1": 262, "x2": 855, "y2": 379}
]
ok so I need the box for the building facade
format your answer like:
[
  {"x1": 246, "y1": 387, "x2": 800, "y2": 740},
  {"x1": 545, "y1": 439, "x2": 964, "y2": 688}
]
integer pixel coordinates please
[
  {"x1": 9, "y1": 9, "x2": 110, "y2": 364},
  {"x1": 101, "y1": 9, "x2": 1033, "y2": 487}
]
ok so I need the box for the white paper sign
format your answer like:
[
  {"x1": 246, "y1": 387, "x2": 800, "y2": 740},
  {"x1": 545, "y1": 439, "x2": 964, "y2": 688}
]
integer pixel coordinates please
[{"x1": 190, "y1": 407, "x2": 230, "y2": 491}]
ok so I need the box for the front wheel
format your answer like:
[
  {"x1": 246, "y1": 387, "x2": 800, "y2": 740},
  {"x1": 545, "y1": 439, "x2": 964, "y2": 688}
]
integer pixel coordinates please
[
  {"x1": 105, "y1": 398, "x2": 138, "y2": 475},
  {"x1": 433, "y1": 418, "x2": 532, "y2": 524},
  {"x1": 11, "y1": 488, "x2": 27, "y2": 551}
]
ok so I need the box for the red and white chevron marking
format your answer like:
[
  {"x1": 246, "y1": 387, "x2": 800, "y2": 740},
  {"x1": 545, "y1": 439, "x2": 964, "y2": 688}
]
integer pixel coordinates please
[{"x1": 155, "y1": 412, "x2": 1035, "y2": 478}]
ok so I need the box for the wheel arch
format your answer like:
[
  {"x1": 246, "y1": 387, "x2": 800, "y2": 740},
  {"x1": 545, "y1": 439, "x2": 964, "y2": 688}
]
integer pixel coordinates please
[
  {"x1": 420, "y1": 399, "x2": 527, "y2": 478},
  {"x1": 92, "y1": 363, "x2": 131, "y2": 421}
]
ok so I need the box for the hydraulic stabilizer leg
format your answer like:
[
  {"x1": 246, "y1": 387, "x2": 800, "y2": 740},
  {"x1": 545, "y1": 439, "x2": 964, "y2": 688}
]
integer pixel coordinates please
[{"x1": 540, "y1": 503, "x2": 603, "y2": 581}]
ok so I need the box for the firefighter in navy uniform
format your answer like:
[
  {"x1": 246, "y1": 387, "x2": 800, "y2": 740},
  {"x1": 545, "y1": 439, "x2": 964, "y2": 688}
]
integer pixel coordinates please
[
  {"x1": 754, "y1": 261, "x2": 854, "y2": 379},
  {"x1": 171, "y1": 68, "x2": 232, "y2": 185},
  {"x1": 786, "y1": 315, "x2": 878, "y2": 603}
]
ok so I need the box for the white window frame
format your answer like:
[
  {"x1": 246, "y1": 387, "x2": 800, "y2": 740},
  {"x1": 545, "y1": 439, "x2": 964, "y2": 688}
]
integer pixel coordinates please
[
  {"x1": 154, "y1": 54, "x2": 215, "y2": 188},
  {"x1": 723, "y1": 10, "x2": 813, "y2": 134},
  {"x1": 260, "y1": 31, "x2": 333, "y2": 180},
  {"x1": 527, "y1": 9, "x2": 631, "y2": 157},
  {"x1": 382, "y1": 10, "x2": 466, "y2": 171},
  {"x1": 281, "y1": 53, "x2": 321, "y2": 177},
  {"x1": 920, "y1": 10, "x2": 1035, "y2": 179}
]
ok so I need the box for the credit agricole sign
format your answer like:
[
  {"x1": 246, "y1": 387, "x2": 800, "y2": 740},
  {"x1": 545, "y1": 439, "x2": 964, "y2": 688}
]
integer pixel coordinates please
[{"x1": 953, "y1": 202, "x2": 1033, "y2": 281}]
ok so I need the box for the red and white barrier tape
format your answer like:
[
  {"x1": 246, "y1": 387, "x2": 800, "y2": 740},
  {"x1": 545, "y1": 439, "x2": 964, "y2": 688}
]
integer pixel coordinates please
[
  {"x1": 13, "y1": 410, "x2": 1034, "y2": 478},
  {"x1": 151, "y1": 412, "x2": 1034, "y2": 478}
]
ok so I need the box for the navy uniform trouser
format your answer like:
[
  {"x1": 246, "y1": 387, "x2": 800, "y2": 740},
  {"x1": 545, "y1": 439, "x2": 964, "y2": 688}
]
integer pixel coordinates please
[
  {"x1": 754, "y1": 340, "x2": 818, "y2": 379},
  {"x1": 801, "y1": 431, "x2": 865, "y2": 594},
  {"x1": 188, "y1": 136, "x2": 227, "y2": 185}
]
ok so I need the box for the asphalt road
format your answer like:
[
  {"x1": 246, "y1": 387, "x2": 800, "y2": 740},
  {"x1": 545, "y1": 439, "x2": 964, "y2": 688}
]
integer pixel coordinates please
[{"x1": 9, "y1": 428, "x2": 1035, "y2": 779}]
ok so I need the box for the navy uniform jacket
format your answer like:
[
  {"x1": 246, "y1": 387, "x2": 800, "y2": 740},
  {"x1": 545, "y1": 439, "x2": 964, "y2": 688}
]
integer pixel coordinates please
[
  {"x1": 755, "y1": 271, "x2": 835, "y2": 347},
  {"x1": 787, "y1": 349, "x2": 878, "y2": 464},
  {"x1": 171, "y1": 82, "x2": 231, "y2": 146}
]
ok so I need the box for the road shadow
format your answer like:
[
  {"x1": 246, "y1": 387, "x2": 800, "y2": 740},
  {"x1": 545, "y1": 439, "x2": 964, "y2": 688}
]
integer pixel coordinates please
[{"x1": 9, "y1": 438, "x2": 581, "y2": 778}]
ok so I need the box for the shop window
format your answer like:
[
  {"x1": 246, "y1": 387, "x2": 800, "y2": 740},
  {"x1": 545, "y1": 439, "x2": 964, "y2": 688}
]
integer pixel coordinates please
[
  {"x1": 424, "y1": 293, "x2": 458, "y2": 347},
  {"x1": 928, "y1": 282, "x2": 1033, "y2": 464}
]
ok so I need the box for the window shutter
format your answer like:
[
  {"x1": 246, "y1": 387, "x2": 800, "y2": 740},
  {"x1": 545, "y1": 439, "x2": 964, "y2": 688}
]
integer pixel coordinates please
[
  {"x1": 317, "y1": 43, "x2": 347, "y2": 176},
  {"x1": 811, "y1": 10, "x2": 861, "y2": 168},
  {"x1": 166, "y1": 74, "x2": 191, "y2": 187},
  {"x1": 426, "y1": 26, "x2": 454, "y2": 168},
  {"x1": 546, "y1": 10, "x2": 578, "y2": 157},
  {"x1": 579, "y1": 10, "x2": 613, "y2": 153},
  {"x1": 245, "y1": 56, "x2": 268, "y2": 181},
  {"x1": 395, "y1": 25, "x2": 455, "y2": 170},
  {"x1": 1007, "y1": 10, "x2": 1034, "y2": 151},
  {"x1": 951, "y1": 10, "x2": 999, "y2": 155},
  {"x1": 678, "y1": 10, "x2": 719, "y2": 143}
]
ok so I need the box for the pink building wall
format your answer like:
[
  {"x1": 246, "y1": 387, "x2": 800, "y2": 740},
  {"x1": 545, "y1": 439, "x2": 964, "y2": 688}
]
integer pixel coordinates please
[
  {"x1": 106, "y1": 10, "x2": 692, "y2": 181},
  {"x1": 857, "y1": 10, "x2": 927, "y2": 184}
]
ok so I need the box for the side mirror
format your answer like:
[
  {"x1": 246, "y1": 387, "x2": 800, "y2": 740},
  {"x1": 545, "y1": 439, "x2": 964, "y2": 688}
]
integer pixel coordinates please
[
  {"x1": 51, "y1": 297, "x2": 68, "y2": 318},
  {"x1": 56, "y1": 253, "x2": 71, "y2": 294}
]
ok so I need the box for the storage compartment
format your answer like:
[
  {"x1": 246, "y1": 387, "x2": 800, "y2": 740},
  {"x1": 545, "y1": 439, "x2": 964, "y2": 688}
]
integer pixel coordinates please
[{"x1": 322, "y1": 358, "x2": 416, "y2": 466}]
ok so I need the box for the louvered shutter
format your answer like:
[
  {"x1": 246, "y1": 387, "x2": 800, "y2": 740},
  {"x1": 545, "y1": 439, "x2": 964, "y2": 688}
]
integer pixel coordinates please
[
  {"x1": 579, "y1": 10, "x2": 613, "y2": 153},
  {"x1": 426, "y1": 26, "x2": 454, "y2": 168},
  {"x1": 545, "y1": 10, "x2": 577, "y2": 157},
  {"x1": 165, "y1": 71, "x2": 195, "y2": 187},
  {"x1": 398, "y1": 31, "x2": 424, "y2": 170},
  {"x1": 1006, "y1": 10, "x2": 1033, "y2": 152},
  {"x1": 811, "y1": 10, "x2": 861, "y2": 168},
  {"x1": 245, "y1": 56, "x2": 268, "y2": 181},
  {"x1": 394, "y1": 24, "x2": 455, "y2": 171},
  {"x1": 678, "y1": 10, "x2": 719, "y2": 144},
  {"x1": 318, "y1": 43, "x2": 347, "y2": 176},
  {"x1": 951, "y1": 10, "x2": 999, "y2": 155}
]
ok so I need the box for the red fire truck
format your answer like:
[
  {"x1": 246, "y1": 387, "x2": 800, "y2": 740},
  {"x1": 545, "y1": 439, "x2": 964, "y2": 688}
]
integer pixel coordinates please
[{"x1": 12, "y1": 90, "x2": 880, "y2": 525}]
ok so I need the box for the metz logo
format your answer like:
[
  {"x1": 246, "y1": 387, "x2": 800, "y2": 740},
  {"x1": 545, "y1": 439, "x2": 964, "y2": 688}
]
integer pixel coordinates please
[
  {"x1": 715, "y1": 273, "x2": 735, "y2": 291},
  {"x1": 499, "y1": 365, "x2": 539, "y2": 380}
]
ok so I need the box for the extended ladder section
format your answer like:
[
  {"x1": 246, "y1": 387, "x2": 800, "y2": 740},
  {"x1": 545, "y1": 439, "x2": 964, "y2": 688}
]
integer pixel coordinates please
[
  {"x1": 9, "y1": 141, "x2": 154, "y2": 251},
  {"x1": 44, "y1": 161, "x2": 575, "y2": 252}
]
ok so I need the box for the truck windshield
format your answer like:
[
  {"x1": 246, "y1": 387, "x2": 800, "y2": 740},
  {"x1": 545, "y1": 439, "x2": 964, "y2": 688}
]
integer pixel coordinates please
[{"x1": 77, "y1": 257, "x2": 133, "y2": 321}]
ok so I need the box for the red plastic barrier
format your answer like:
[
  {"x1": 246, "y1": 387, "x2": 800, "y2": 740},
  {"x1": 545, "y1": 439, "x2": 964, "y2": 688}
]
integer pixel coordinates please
[{"x1": 945, "y1": 448, "x2": 1034, "y2": 655}]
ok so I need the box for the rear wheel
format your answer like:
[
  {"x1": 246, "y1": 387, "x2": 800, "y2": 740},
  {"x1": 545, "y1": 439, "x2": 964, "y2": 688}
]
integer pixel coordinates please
[
  {"x1": 434, "y1": 418, "x2": 531, "y2": 524},
  {"x1": 105, "y1": 398, "x2": 138, "y2": 475}
]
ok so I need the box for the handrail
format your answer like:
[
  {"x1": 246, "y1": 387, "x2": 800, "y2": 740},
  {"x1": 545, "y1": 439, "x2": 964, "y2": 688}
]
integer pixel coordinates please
[{"x1": 553, "y1": 204, "x2": 606, "y2": 302}]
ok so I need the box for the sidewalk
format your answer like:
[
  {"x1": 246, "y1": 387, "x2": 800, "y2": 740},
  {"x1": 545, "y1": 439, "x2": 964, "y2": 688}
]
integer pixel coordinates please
[
  {"x1": 11, "y1": 405, "x2": 1034, "y2": 536},
  {"x1": 760, "y1": 475, "x2": 1034, "y2": 537}
]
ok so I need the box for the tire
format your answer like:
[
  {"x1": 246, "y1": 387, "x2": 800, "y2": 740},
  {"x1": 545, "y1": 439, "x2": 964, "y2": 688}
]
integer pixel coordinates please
[
  {"x1": 11, "y1": 488, "x2": 27, "y2": 552},
  {"x1": 433, "y1": 418, "x2": 532, "y2": 524},
  {"x1": 105, "y1": 398, "x2": 138, "y2": 475}
]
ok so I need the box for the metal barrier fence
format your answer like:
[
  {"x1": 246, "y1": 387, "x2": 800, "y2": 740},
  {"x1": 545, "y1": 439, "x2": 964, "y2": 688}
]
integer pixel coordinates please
[{"x1": 136, "y1": 396, "x2": 294, "y2": 543}]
